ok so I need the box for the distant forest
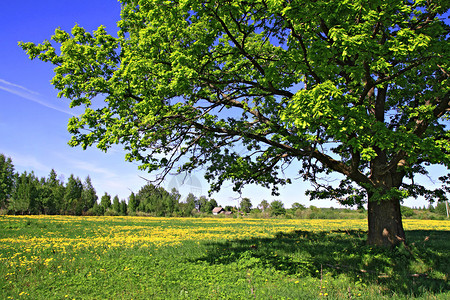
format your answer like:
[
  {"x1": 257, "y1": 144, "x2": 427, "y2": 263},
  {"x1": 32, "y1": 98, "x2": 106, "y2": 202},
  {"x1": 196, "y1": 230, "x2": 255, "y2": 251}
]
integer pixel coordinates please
[
  {"x1": 1, "y1": 153, "x2": 448, "y2": 219},
  {"x1": 0, "y1": 153, "x2": 218, "y2": 216}
]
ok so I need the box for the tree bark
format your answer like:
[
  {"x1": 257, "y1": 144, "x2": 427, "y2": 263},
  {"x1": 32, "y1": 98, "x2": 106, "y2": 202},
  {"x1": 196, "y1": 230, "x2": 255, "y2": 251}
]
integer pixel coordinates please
[{"x1": 367, "y1": 191, "x2": 406, "y2": 248}]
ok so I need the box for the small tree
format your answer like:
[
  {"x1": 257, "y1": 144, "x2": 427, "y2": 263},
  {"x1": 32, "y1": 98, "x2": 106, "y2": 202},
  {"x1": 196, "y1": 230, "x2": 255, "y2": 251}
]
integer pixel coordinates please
[
  {"x1": 209, "y1": 198, "x2": 218, "y2": 210},
  {"x1": 120, "y1": 200, "x2": 128, "y2": 215},
  {"x1": 91, "y1": 202, "x2": 104, "y2": 216},
  {"x1": 198, "y1": 196, "x2": 210, "y2": 213},
  {"x1": 100, "y1": 192, "x2": 111, "y2": 214},
  {"x1": 0, "y1": 153, "x2": 15, "y2": 209},
  {"x1": 38, "y1": 177, "x2": 56, "y2": 215},
  {"x1": 224, "y1": 206, "x2": 234, "y2": 212},
  {"x1": 46, "y1": 169, "x2": 65, "y2": 214},
  {"x1": 128, "y1": 192, "x2": 137, "y2": 213},
  {"x1": 400, "y1": 206, "x2": 415, "y2": 218},
  {"x1": 82, "y1": 176, "x2": 97, "y2": 213},
  {"x1": 9, "y1": 171, "x2": 40, "y2": 214},
  {"x1": 435, "y1": 201, "x2": 449, "y2": 217},
  {"x1": 258, "y1": 200, "x2": 270, "y2": 212},
  {"x1": 112, "y1": 195, "x2": 120, "y2": 213},
  {"x1": 64, "y1": 174, "x2": 83, "y2": 215},
  {"x1": 198, "y1": 196, "x2": 217, "y2": 213},
  {"x1": 183, "y1": 193, "x2": 197, "y2": 216},
  {"x1": 291, "y1": 202, "x2": 306, "y2": 211},
  {"x1": 270, "y1": 200, "x2": 286, "y2": 216},
  {"x1": 240, "y1": 198, "x2": 253, "y2": 213}
]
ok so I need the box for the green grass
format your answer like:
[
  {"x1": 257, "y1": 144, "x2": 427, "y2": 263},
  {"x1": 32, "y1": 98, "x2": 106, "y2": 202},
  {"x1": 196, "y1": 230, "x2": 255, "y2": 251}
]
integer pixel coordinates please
[{"x1": 0, "y1": 216, "x2": 449, "y2": 299}]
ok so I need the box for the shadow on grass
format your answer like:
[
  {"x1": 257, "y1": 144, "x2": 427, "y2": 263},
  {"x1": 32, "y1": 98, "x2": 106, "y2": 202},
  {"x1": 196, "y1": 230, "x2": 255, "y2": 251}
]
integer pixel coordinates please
[{"x1": 194, "y1": 229, "x2": 449, "y2": 297}]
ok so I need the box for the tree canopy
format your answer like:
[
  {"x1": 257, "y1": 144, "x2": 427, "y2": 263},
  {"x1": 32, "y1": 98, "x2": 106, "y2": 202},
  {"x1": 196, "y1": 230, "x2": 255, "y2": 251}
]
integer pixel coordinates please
[{"x1": 21, "y1": 0, "x2": 449, "y2": 247}]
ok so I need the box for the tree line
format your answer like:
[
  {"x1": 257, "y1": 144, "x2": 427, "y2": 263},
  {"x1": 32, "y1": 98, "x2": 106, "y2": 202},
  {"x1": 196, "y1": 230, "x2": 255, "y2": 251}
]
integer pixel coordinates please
[
  {"x1": 0, "y1": 153, "x2": 218, "y2": 216},
  {"x1": 2, "y1": 153, "x2": 447, "y2": 219}
]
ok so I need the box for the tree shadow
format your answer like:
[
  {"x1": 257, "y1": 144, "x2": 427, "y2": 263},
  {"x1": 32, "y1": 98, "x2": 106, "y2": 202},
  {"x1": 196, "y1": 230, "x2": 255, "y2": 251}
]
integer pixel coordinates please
[{"x1": 193, "y1": 229, "x2": 449, "y2": 297}]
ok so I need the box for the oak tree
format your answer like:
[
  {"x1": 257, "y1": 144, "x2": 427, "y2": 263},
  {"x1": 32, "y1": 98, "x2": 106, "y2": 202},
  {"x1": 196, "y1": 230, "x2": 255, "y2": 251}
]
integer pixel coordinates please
[{"x1": 21, "y1": 0, "x2": 450, "y2": 247}]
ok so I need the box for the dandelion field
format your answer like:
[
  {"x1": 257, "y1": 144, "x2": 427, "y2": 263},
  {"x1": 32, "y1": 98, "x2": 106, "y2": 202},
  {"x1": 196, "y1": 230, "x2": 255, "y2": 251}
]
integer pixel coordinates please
[{"x1": 1, "y1": 216, "x2": 449, "y2": 299}]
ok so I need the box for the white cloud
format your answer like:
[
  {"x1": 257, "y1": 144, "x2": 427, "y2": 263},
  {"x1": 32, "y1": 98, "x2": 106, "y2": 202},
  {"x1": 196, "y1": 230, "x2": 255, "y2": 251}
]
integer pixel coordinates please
[
  {"x1": 59, "y1": 155, "x2": 148, "y2": 197},
  {"x1": 68, "y1": 159, "x2": 114, "y2": 178},
  {"x1": 95, "y1": 176, "x2": 147, "y2": 199},
  {"x1": 0, "y1": 150, "x2": 50, "y2": 174},
  {"x1": 0, "y1": 78, "x2": 75, "y2": 116},
  {"x1": 0, "y1": 79, "x2": 40, "y2": 95}
]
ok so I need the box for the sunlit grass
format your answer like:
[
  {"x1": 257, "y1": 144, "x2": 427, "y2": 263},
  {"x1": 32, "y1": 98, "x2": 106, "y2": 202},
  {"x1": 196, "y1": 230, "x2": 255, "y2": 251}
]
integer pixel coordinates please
[{"x1": 1, "y1": 216, "x2": 449, "y2": 299}]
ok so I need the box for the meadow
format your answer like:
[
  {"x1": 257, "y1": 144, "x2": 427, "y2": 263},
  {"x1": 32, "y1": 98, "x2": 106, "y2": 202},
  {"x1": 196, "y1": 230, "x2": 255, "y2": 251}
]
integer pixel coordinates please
[{"x1": 0, "y1": 216, "x2": 449, "y2": 299}]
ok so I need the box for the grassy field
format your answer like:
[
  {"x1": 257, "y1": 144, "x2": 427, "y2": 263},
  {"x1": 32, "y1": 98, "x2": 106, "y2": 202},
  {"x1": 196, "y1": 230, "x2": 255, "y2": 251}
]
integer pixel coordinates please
[{"x1": 0, "y1": 216, "x2": 449, "y2": 299}]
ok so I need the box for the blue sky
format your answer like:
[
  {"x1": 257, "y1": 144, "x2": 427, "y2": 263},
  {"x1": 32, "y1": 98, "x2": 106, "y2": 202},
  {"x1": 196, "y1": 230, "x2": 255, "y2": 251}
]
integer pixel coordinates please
[{"x1": 0, "y1": 0, "x2": 445, "y2": 208}]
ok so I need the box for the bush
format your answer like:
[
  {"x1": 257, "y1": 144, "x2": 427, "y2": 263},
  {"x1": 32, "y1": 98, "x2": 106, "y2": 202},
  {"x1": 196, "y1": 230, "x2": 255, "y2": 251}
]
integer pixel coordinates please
[
  {"x1": 435, "y1": 202, "x2": 448, "y2": 216},
  {"x1": 83, "y1": 208, "x2": 96, "y2": 216},
  {"x1": 135, "y1": 211, "x2": 152, "y2": 217},
  {"x1": 104, "y1": 209, "x2": 119, "y2": 216},
  {"x1": 248, "y1": 210, "x2": 262, "y2": 218},
  {"x1": 294, "y1": 209, "x2": 307, "y2": 218},
  {"x1": 401, "y1": 206, "x2": 415, "y2": 218}
]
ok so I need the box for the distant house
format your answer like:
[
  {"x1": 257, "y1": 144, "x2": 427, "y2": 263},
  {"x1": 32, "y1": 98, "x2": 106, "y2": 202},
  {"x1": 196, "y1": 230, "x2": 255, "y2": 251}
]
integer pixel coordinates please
[{"x1": 212, "y1": 207, "x2": 225, "y2": 215}]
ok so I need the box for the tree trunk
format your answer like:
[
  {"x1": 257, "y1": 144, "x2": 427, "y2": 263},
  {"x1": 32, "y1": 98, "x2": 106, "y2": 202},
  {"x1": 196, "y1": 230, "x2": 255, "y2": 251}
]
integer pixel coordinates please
[{"x1": 367, "y1": 192, "x2": 406, "y2": 248}]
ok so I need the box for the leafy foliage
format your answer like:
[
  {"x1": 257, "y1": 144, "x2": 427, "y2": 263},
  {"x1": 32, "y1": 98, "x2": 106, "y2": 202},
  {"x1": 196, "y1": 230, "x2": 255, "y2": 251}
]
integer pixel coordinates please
[{"x1": 20, "y1": 0, "x2": 450, "y2": 200}]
